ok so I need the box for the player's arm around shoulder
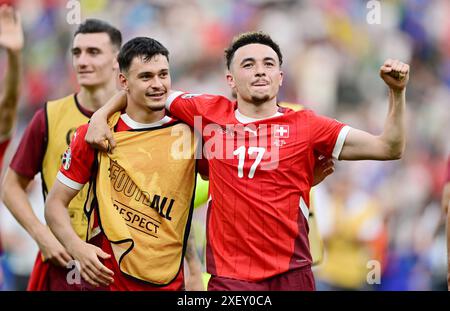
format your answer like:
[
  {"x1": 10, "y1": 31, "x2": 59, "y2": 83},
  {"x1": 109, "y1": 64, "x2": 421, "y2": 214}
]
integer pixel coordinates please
[
  {"x1": 339, "y1": 59, "x2": 409, "y2": 161},
  {"x1": 85, "y1": 90, "x2": 127, "y2": 152}
]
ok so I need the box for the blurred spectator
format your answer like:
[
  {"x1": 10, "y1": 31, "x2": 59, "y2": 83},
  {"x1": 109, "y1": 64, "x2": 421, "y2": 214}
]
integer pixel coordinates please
[
  {"x1": 443, "y1": 156, "x2": 450, "y2": 289},
  {"x1": 315, "y1": 170, "x2": 385, "y2": 291}
]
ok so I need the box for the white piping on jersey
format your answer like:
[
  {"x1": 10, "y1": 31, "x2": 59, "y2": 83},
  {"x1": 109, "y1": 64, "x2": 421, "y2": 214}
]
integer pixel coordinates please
[
  {"x1": 165, "y1": 91, "x2": 184, "y2": 111},
  {"x1": 299, "y1": 196, "x2": 309, "y2": 220},
  {"x1": 234, "y1": 109, "x2": 283, "y2": 124},
  {"x1": 57, "y1": 171, "x2": 84, "y2": 190},
  {"x1": 332, "y1": 125, "x2": 351, "y2": 160},
  {"x1": 120, "y1": 113, "x2": 172, "y2": 129},
  {"x1": 89, "y1": 226, "x2": 102, "y2": 240}
]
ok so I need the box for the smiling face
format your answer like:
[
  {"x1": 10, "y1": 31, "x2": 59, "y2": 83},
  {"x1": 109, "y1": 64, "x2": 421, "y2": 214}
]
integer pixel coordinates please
[
  {"x1": 226, "y1": 43, "x2": 283, "y2": 105},
  {"x1": 119, "y1": 54, "x2": 171, "y2": 112},
  {"x1": 72, "y1": 32, "x2": 118, "y2": 88}
]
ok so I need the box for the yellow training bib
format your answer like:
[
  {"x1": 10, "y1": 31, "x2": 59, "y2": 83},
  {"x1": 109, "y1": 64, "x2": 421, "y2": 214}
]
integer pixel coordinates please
[{"x1": 86, "y1": 114, "x2": 197, "y2": 285}]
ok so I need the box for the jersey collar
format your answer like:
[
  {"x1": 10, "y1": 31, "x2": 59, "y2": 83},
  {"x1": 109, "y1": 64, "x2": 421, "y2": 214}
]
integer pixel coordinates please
[{"x1": 120, "y1": 113, "x2": 173, "y2": 129}]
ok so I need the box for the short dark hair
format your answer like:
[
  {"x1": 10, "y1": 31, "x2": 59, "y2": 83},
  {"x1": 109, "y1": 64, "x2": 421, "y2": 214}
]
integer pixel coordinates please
[
  {"x1": 225, "y1": 31, "x2": 283, "y2": 69},
  {"x1": 74, "y1": 19, "x2": 122, "y2": 50},
  {"x1": 117, "y1": 37, "x2": 169, "y2": 73}
]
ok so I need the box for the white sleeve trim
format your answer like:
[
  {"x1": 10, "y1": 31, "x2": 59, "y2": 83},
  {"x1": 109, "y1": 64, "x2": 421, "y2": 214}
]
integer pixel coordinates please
[
  {"x1": 165, "y1": 91, "x2": 184, "y2": 111},
  {"x1": 57, "y1": 171, "x2": 85, "y2": 190},
  {"x1": 332, "y1": 125, "x2": 351, "y2": 160}
]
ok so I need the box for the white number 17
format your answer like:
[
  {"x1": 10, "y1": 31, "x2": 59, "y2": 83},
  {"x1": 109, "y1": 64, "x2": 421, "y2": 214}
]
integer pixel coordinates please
[{"x1": 233, "y1": 146, "x2": 266, "y2": 179}]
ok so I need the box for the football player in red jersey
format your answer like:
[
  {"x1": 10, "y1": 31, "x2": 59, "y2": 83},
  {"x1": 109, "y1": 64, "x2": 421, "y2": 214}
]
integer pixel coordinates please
[{"x1": 85, "y1": 31, "x2": 409, "y2": 290}]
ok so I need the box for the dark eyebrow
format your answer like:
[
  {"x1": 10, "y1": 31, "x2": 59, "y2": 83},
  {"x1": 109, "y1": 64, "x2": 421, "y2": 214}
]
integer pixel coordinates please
[
  {"x1": 240, "y1": 57, "x2": 255, "y2": 65},
  {"x1": 137, "y1": 68, "x2": 169, "y2": 76},
  {"x1": 137, "y1": 71, "x2": 153, "y2": 77},
  {"x1": 263, "y1": 57, "x2": 276, "y2": 63},
  {"x1": 240, "y1": 57, "x2": 277, "y2": 65},
  {"x1": 71, "y1": 47, "x2": 102, "y2": 53}
]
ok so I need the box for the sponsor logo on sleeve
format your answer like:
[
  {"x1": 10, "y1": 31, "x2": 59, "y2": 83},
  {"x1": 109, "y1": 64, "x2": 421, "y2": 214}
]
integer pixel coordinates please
[
  {"x1": 62, "y1": 147, "x2": 72, "y2": 170},
  {"x1": 181, "y1": 93, "x2": 202, "y2": 99}
]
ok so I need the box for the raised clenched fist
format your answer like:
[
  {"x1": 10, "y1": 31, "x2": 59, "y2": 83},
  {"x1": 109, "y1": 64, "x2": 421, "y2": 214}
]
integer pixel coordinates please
[{"x1": 380, "y1": 59, "x2": 410, "y2": 91}]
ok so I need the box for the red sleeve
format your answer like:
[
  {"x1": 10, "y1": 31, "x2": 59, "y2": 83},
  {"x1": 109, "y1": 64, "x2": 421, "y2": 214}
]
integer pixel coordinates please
[
  {"x1": 0, "y1": 139, "x2": 10, "y2": 169},
  {"x1": 166, "y1": 92, "x2": 202, "y2": 127},
  {"x1": 308, "y1": 110, "x2": 347, "y2": 159},
  {"x1": 57, "y1": 124, "x2": 95, "y2": 188},
  {"x1": 10, "y1": 108, "x2": 47, "y2": 179},
  {"x1": 166, "y1": 92, "x2": 218, "y2": 127}
]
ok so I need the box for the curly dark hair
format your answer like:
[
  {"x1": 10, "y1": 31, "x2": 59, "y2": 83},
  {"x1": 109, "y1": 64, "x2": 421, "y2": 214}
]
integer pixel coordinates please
[{"x1": 224, "y1": 31, "x2": 283, "y2": 69}]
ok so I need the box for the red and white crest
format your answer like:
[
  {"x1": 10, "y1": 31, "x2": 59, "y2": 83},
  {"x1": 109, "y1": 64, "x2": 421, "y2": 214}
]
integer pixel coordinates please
[{"x1": 274, "y1": 125, "x2": 289, "y2": 138}]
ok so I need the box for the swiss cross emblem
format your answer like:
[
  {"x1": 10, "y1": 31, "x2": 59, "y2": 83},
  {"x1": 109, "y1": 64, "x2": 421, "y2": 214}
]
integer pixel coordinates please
[{"x1": 274, "y1": 125, "x2": 289, "y2": 138}]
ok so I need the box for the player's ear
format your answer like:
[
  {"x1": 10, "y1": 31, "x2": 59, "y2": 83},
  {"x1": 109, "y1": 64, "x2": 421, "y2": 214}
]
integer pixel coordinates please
[
  {"x1": 226, "y1": 70, "x2": 236, "y2": 89},
  {"x1": 279, "y1": 70, "x2": 283, "y2": 87},
  {"x1": 118, "y1": 73, "x2": 128, "y2": 91}
]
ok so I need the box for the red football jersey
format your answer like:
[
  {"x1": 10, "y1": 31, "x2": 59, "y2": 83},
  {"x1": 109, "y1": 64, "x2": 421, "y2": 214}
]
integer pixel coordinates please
[
  {"x1": 166, "y1": 92, "x2": 349, "y2": 281},
  {"x1": 57, "y1": 114, "x2": 185, "y2": 291}
]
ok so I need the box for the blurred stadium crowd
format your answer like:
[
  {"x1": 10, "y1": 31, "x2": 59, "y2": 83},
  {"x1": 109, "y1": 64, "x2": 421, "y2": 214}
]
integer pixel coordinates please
[{"x1": 0, "y1": 0, "x2": 449, "y2": 290}]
